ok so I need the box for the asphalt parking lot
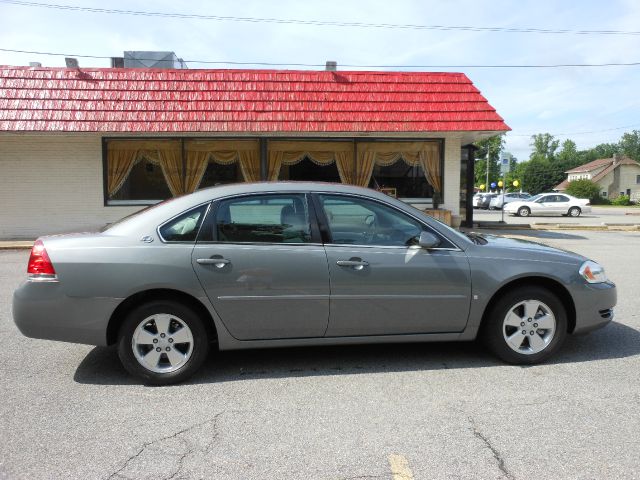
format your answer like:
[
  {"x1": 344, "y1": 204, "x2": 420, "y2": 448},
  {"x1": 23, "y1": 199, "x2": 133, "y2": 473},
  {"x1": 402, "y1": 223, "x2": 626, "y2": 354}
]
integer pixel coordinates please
[{"x1": 1, "y1": 229, "x2": 639, "y2": 480}]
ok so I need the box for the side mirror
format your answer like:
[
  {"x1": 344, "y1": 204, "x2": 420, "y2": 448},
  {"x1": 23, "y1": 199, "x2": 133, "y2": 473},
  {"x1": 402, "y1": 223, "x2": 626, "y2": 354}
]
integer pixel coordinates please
[{"x1": 418, "y1": 231, "x2": 441, "y2": 249}]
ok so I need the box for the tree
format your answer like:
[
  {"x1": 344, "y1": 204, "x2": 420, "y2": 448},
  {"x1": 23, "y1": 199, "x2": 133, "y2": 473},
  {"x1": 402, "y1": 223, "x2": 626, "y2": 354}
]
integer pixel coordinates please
[
  {"x1": 619, "y1": 130, "x2": 640, "y2": 161},
  {"x1": 556, "y1": 139, "x2": 581, "y2": 166},
  {"x1": 579, "y1": 143, "x2": 619, "y2": 163},
  {"x1": 473, "y1": 135, "x2": 504, "y2": 188},
  {"x1": 521, "y1": 160, "x2": 566, "y2": 194},
  {"x1": 530, "y1": 133, "x2": 560, "y2": 162},
  {"x1": 565, "y1": 179, "x2": 600, "y2": 201}
]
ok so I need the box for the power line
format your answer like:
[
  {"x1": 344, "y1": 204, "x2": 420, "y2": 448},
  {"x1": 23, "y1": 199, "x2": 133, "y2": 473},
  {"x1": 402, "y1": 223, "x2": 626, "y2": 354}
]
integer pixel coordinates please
[
  {"x1": 510, "y1": 123, "x2": 640, "y2": 137},
  {"x1": 3, "y1": 47, "x2": 640, "y2": 69},
  {"x1": 2, "y1": 0, "x2": 640, "y2": 36}
]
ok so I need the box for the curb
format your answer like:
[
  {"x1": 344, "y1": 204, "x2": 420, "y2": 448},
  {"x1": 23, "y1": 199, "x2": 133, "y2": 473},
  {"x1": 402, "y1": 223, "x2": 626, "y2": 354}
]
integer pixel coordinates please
[{"x1": 0, "y1": 242, "x2": 34, "y2": 250}]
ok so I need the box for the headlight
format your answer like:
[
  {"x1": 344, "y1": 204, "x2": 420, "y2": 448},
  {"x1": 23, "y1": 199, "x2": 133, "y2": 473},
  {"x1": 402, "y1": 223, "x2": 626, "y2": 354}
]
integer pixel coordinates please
[{"x1": 579, "y1": 260, "x2": 608, "y2": 283}]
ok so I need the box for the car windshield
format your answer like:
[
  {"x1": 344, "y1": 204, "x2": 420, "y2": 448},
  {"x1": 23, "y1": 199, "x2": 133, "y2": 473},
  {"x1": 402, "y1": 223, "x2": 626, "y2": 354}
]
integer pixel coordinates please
[{"x1": 527, "y1": 194, "x2": 543, "y2": 203}]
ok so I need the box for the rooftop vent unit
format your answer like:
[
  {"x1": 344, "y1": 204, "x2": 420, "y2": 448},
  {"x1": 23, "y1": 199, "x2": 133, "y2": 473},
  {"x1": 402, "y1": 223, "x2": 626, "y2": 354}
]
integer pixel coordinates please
[
  {"x1": 111, "y1": 57, "x2": 125, "y2": 68},
  {"x1": 123, "y1": 51, "x2": 188, "y2": 69}
]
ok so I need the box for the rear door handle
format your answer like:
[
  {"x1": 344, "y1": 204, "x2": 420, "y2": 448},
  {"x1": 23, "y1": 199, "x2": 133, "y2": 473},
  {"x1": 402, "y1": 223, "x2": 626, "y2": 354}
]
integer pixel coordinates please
[
  {"x1": 336, "y1": 259, "x2": 369, "y2": 270},
  {"x1": 197, "y1": 257, "x2": 230, "y2": 268}
]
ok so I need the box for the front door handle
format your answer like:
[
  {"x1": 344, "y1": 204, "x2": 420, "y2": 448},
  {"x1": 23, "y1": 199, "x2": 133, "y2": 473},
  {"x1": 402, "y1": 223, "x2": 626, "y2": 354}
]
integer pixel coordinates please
[
  {"x1": 336, "y1": 258, "x2": 369, "y2": 271},
  {"x1": 197, "y1": 257, "x2": 230, "y2": 268}
]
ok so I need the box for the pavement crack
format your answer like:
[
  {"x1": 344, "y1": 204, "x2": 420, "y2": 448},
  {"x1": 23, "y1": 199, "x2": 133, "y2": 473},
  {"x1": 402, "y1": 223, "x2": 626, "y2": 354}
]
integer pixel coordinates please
[
  {"x1": 106, "y1": 411, "x2": 225, "y2": 480},
  {"x1": 468, "y1": 417, "x2": 515, "y2": 480}
]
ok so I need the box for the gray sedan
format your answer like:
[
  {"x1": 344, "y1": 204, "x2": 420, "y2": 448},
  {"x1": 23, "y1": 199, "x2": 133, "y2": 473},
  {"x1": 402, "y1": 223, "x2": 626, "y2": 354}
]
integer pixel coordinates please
[{"x1": 13, "y1": 183, "x2": 616, "y2": 384}]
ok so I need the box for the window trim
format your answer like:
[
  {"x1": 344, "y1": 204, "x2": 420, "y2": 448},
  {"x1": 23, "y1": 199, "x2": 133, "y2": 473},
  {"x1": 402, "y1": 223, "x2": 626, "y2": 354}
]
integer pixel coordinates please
[
  {"x1": 196, "y1": 192, "x2": 322, "y2": 246},
  {"x1": 156, "y1": 202, "x2": 212, "y2": 244},
  {"x1": 311, "y1": 192, "x2": 462, "y2": 251}
]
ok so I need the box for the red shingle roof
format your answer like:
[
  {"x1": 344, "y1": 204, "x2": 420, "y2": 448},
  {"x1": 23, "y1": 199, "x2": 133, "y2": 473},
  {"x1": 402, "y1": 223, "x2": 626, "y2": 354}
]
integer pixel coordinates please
[
  {"x1": 565, "y1": 158, "x2": 612, "y2": 173},
  {"x1": 0, "y1": 66, "x2": 510, "y2": 133}
]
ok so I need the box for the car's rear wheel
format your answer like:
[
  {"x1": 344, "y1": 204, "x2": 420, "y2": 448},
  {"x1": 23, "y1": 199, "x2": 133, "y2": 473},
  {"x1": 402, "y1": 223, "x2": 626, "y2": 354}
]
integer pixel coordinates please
[
  {"x1": 117, "y1": 300, "x2": 209, "y2": 385},
  {"x1": 481, "y1": 286, "x2": 567, "y2": 364},
  {"x1": 568, "y1": 206, "x2": 581, "y2": 217},
  {"x1": 517, "y1": 206, "x2": 531, "y2": 217}
]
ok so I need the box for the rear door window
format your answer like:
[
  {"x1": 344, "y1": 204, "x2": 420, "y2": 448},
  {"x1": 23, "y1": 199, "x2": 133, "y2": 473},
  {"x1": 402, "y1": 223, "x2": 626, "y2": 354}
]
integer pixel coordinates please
[{"x1": 211, "y1": 194, "x2": 313, "y2": 244}]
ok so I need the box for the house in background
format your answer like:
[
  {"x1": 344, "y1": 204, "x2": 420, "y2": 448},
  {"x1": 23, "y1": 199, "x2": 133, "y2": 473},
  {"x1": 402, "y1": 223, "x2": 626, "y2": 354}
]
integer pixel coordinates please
[
  {"x1": 555, "y1": 154, "x2": 640, "y2": 200},
  {"x1": 0, "y1": 63, "x2": 510, "y2": 239}
]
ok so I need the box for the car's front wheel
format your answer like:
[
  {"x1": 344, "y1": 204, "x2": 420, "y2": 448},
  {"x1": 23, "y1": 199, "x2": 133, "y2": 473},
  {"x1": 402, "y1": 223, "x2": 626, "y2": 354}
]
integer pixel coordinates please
[
  {"x1": 517, "y1": 206, "x2": 531, "y2": 217},
  {"x1": 117, "y1": 300, "x2": 210, "y2": 385},
  {"x1": 481, "y1": 286, "x2": 567, "y2": 364}
]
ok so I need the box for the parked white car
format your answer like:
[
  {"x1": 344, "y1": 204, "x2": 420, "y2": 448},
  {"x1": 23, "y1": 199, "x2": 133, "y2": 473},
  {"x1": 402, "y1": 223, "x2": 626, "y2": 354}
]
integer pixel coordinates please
[
  {"x1": 489, "y1": 192, "x2": 531, "y2": 210},
  {"x1": 504, "y1": 193, "x2": 591, "y2": 217}
]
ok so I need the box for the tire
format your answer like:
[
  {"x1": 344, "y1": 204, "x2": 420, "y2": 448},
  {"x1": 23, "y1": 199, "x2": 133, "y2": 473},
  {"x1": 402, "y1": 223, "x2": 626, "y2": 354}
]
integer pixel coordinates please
[
  {"x1": 517, "y1": 206, "x2": 531, "y2": 217},
  {"x1": 568, "y1": 206, "x2": 581, "y2": 217},
  {"x1": 117, "y1": 300, "x2": 210, "y2": 385},
  {"x1": 481, "y1": 286, "x2": 567, "y2": 365}
]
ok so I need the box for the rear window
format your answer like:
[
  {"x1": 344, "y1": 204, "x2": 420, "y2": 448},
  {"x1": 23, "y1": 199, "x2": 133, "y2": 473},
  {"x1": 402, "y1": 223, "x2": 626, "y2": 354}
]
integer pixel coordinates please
[{"x1": 158, "y1": 204, "x2": 208, "y2": 242}]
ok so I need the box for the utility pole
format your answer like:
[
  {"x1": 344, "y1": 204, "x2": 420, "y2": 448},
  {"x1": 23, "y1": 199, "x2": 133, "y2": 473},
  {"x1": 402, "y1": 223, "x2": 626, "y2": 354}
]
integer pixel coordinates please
[{"x1": 486, "y1": 147, "x2": 490, "y2": 192}]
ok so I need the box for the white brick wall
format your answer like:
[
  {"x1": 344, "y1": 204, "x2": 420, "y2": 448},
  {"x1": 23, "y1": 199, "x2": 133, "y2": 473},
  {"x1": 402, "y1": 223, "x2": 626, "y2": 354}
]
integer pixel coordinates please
[
  {"x1": 0, "y1": 134, "x2": 141, "y2": 239},
  {"x1": 442, "y1": 134, "x2": 462, "y2": 218}
]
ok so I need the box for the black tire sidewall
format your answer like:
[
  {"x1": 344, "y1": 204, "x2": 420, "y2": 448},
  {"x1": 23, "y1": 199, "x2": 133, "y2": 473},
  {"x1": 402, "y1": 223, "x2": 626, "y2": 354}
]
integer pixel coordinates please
[
  {"x1": 117, "y1": 300, "x2": 210, "y2": 385},
  {"x1": 482, "y1": 286, "x2": 567, "y2": 364}
]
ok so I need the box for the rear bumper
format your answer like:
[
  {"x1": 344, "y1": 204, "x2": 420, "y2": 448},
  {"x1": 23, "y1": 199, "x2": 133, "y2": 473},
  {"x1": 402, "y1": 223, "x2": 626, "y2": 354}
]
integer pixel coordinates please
[
  {"x1": 12, "y1": 280, "x2": 120, "y2": 346},
  {"x1": 571, "y1": 280, "x2": 616, "y2": 335}
]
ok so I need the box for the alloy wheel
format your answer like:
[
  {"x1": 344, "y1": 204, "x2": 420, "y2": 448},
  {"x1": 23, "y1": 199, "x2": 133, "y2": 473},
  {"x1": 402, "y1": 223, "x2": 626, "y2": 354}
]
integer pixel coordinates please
[
  {"x1": 131, "y1": 313, "x2": 194, "y2": 373},
  {"x1": 502, "y1": 299, "x2": 556, "y2": 355}
]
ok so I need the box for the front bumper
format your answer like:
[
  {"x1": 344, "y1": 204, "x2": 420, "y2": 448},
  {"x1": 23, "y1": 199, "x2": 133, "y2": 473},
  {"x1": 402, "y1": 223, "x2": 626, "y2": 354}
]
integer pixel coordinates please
[
  {"x1": 571, "y1": 280, "x2": 616, "y2": 335},
  {"x1": 12, "y1": 280, "x2": 121, "y2": 346}
]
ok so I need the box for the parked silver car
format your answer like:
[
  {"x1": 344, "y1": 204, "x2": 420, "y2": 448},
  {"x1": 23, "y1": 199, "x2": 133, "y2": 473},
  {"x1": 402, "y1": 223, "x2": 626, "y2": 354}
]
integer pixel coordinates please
[
  {"x1": 489, "y1": 192, "x2": 531, "y2": 210},
  {"x1": 13, "y1": 183, "x2": 616, "y2": 384},
  {"x1": 504, "y1": 193, "x2": 592, "y2": 217}
]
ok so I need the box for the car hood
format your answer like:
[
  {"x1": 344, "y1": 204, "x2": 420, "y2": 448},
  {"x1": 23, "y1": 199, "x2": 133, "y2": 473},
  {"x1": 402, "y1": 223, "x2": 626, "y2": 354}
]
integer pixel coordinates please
[{"x1": 472, "y1": 233, "x2": 586, "y2": 264}]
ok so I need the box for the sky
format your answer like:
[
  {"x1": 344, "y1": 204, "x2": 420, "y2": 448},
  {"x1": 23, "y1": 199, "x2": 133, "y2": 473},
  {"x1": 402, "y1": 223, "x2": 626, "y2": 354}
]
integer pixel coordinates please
[{"x1": 1, "y1": 0, "x2": 640, "y2": 161}]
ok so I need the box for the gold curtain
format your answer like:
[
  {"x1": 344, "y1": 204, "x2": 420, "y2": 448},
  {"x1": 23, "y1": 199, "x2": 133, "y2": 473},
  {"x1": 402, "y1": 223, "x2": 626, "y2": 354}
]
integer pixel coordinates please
[
  {"x1": 334, "y1": 151, "x2": 355, "y2": 184},
  {"x1": 268, "y1": 151, "x2": 285, "y2": 181},
  {"x1": 355, "y1": 151, "x2": 377, "y2": 187},
  {"x1": 185, "y1": 151, "x2": 210, "y2": 194},
  {"x1": 238, "y1": 150, "x2": 260, "y2": 182},
  {"x1": 107, "y1": 147, "x2": 139, "y2": 196},
  {"x1": 157, "y1": 144, "x2": 184, "y2": 197},
  {"x1": 420, "y1": 144, "x2": 442, "y2": 193},
  {"x1": 184, "y1": 140, "x2": 260, "y2": 189},
  {"x1": 268, "y1": 141, "x2": 356, "y2": 184}
]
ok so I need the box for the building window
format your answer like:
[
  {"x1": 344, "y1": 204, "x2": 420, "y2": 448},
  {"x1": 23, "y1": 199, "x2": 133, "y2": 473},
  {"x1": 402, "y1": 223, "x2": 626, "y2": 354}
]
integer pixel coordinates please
[
  {"x1": 369, "y1": 162, "x2": 433, "y2": 198},
  {"x1": 602, "y1": 192, "x2": 607, "y2": 197},
  {"x1": 357, "y1": 141, "x2": 442, "y2": 200},
  {"x1": 104, "y1": 139, "x2": 259, "y2": 205},
  {"x1": 109, "y1": 157, "x2": 172, "y2": 202},
  {"x1": 636, "y1": 175, "x2": 640, "y2": 184}
]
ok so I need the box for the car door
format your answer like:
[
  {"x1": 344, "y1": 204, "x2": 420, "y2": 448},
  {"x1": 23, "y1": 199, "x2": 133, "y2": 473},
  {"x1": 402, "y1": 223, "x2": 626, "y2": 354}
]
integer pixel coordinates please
[
  {"x1": 533, "y1": 194, "x2": 555, "y2": 215},
  {"x1": 191, "y1": 193, "x2": 330, "y2": 340},
  {"x1": 555, "y1": 194, "x2": 572, "y2": 215},
  {"x1": 316, "y1": 194, "x2": 472, "y2": 336}
]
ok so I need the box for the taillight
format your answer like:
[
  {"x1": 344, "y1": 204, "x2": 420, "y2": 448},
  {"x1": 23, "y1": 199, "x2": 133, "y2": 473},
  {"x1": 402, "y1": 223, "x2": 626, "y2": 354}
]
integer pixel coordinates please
[{"x1": 27, "y1": 239, "x2": 57, "y2": 281}]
